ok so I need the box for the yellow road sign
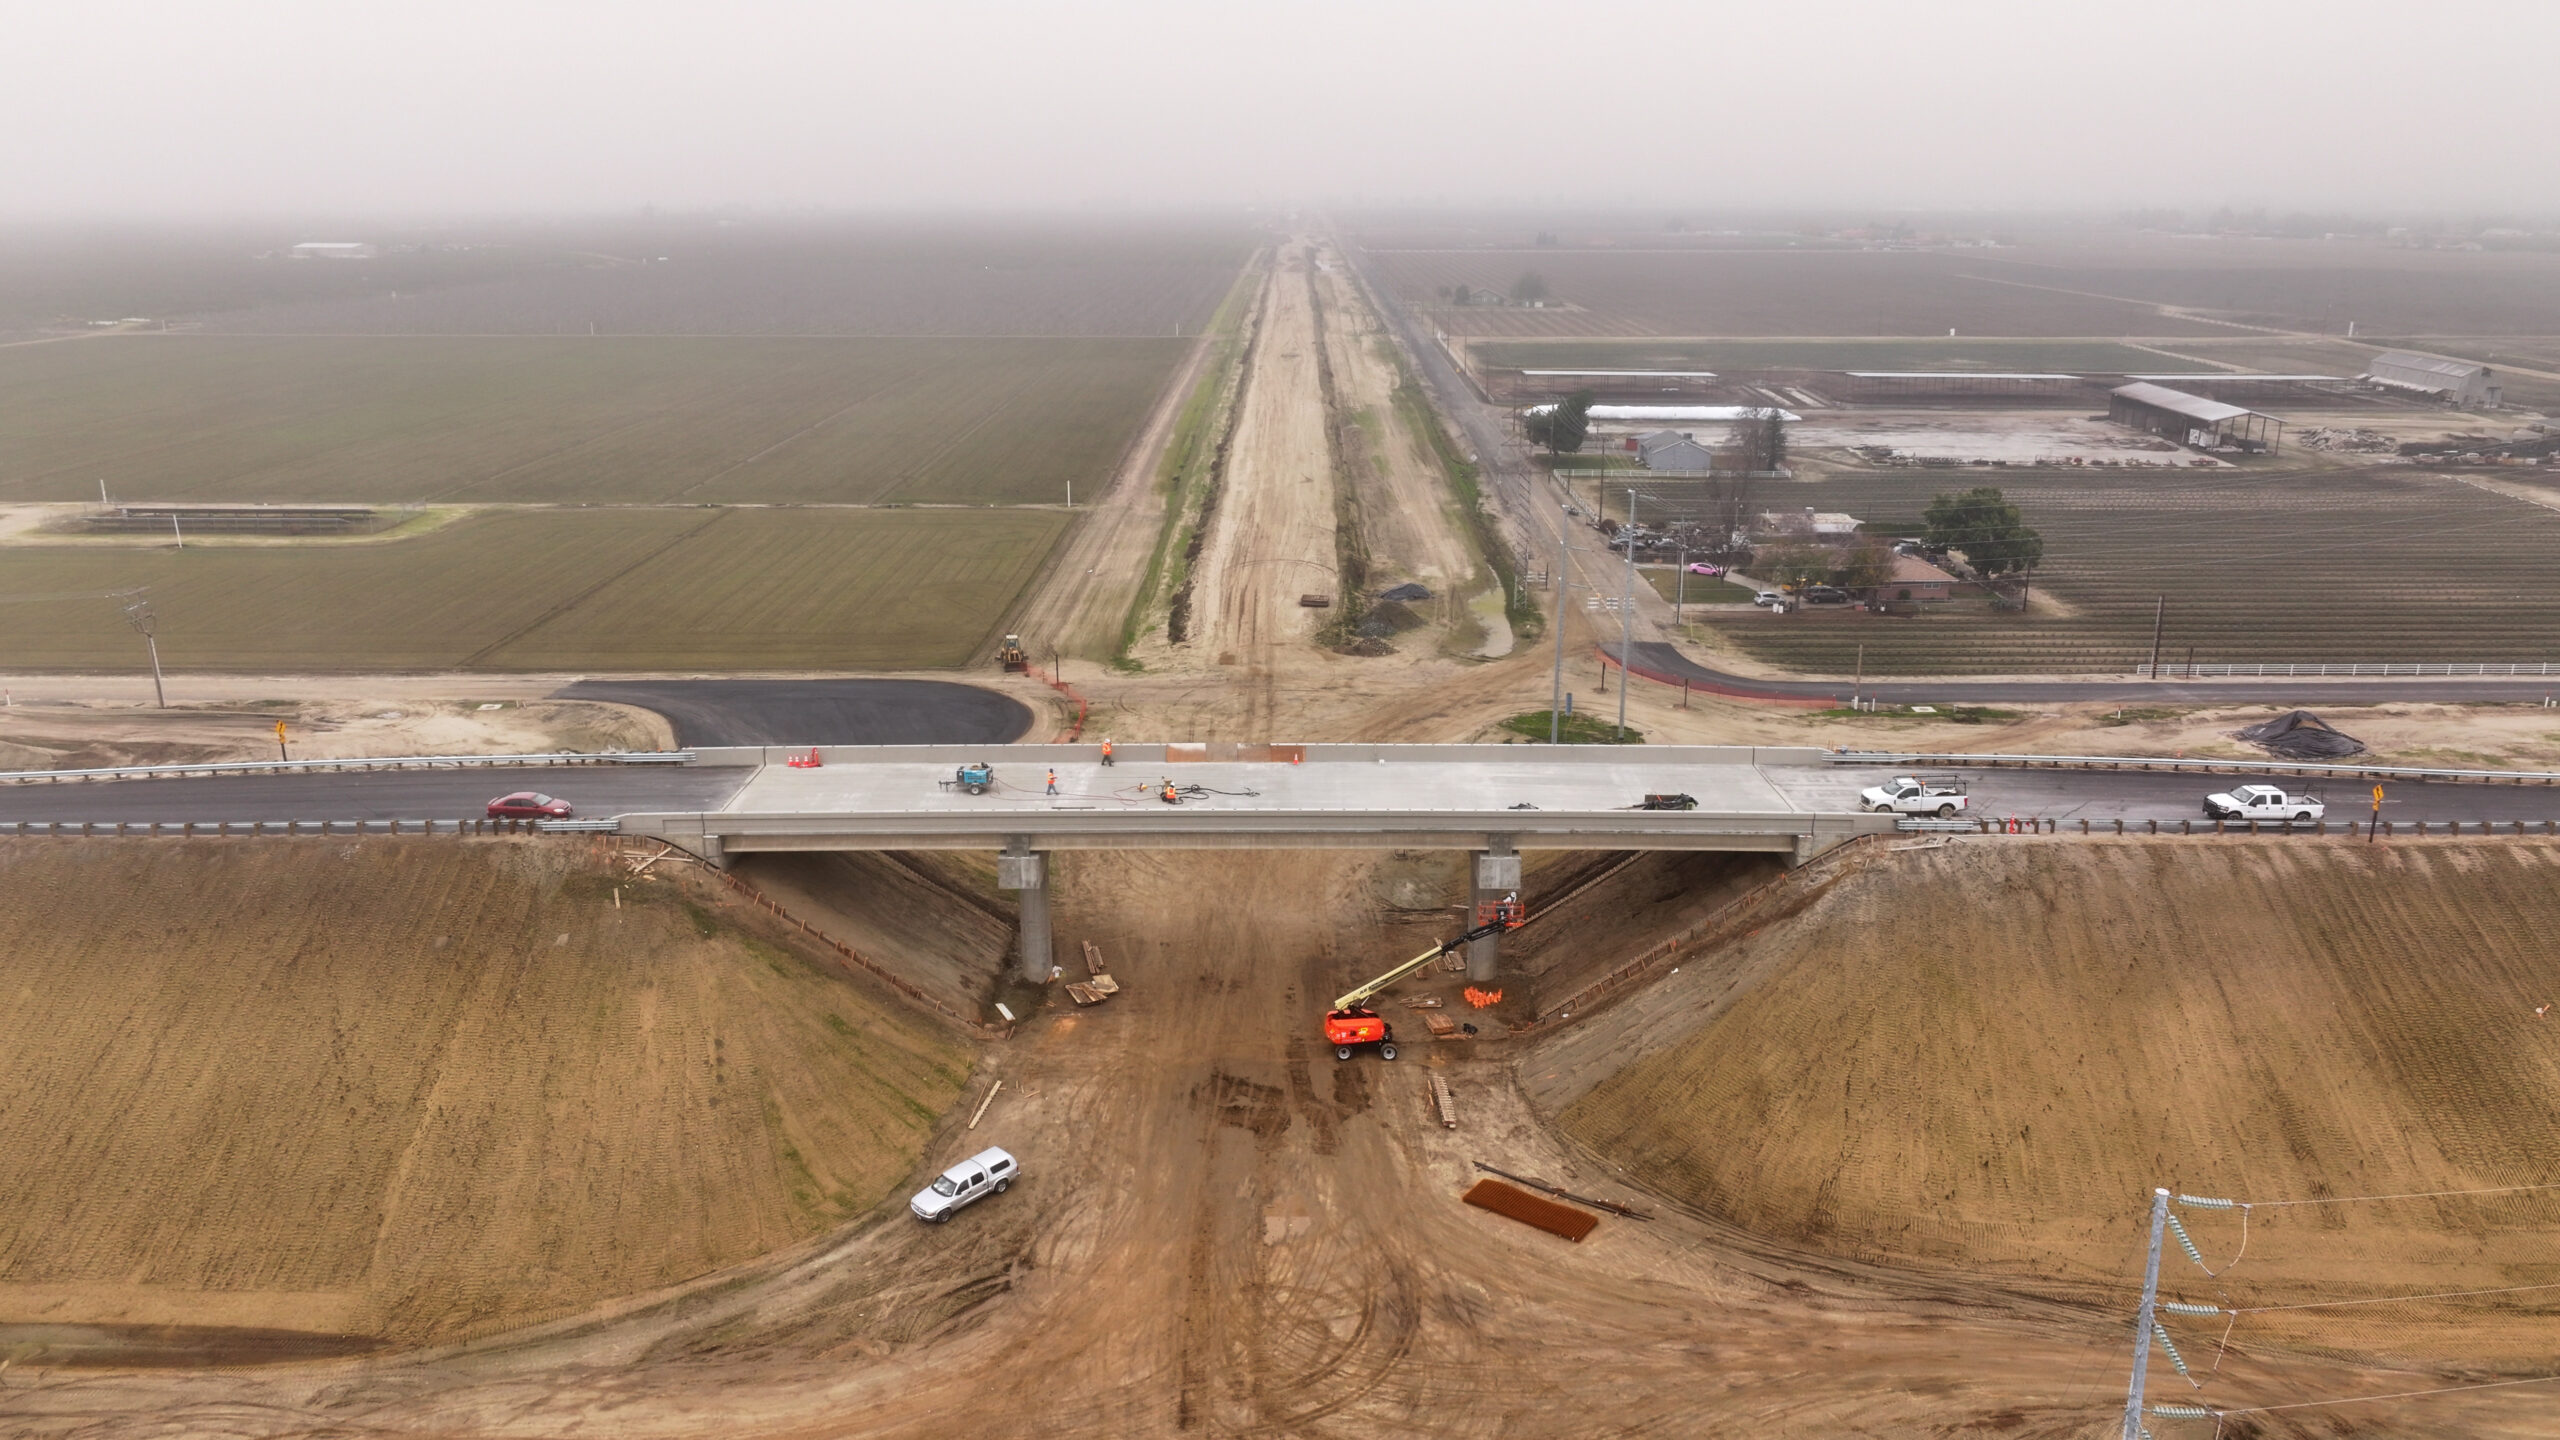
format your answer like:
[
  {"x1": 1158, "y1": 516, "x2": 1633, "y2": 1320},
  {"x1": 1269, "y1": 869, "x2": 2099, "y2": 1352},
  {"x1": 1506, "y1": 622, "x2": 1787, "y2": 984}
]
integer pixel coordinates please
[{"x1": 2372, "y1": 785, "x2": 2386, "y2": 806}]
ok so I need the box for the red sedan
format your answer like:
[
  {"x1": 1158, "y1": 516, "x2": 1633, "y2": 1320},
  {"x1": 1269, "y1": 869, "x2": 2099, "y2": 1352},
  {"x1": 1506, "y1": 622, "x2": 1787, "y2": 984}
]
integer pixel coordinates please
[{"x1": 487, "y1": 791, "x2": 574, "y2": 819}]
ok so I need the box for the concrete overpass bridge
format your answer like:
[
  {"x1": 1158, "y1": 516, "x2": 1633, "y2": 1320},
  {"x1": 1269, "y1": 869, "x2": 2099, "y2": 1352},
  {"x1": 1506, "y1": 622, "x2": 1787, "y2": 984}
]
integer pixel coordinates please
[{"x1": 616, "y1": 743, "x2": 1888, "y2": 983}]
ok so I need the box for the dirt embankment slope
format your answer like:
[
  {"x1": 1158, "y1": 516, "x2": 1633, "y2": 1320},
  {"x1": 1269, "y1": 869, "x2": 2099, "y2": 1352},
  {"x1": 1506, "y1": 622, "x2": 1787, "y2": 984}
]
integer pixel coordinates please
[
  {"x1": 0, "y1": 838, "x2": 972, "y2": 1350},
  {"x1": 1543, "y1": 840, "x2": 2560, "y2": 1320}
]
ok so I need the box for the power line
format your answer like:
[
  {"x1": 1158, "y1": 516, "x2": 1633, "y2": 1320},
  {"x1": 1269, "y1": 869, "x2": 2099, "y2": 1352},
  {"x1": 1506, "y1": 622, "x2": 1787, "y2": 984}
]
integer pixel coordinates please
[
  {"x1": 2230, "y1": 1280, "x2": 2560, "y2": 1315},
  {"x1": 2215, "y1": 1371, "x2": 2560, "y2": 1418},
  {"x1": 0, "y1": 586, "x2": 148, "y2": 605}
]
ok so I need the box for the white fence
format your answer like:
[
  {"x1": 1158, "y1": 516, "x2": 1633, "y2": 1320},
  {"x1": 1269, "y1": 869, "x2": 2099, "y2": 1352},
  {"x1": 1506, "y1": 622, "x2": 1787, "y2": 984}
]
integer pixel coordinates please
[{"x1": 2134, "y1": 661, "x2": 2560, "y2": 679}]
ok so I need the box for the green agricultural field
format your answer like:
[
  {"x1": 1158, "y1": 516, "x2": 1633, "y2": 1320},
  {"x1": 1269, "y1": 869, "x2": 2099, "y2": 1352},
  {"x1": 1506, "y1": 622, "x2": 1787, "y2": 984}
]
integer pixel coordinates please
[
  {"x1": 0, "y1": 507, "x2": 1066, "y2": 672},
  {"x1": 1479, "y1": 338, "x2": 2181, "y2": 374},
  {"x1": 0, "y1": 335, "x2": 1182, "y2": 507},
  {"x1": 1640, "y1": 466, "x2": 2560, "y2": 676}
]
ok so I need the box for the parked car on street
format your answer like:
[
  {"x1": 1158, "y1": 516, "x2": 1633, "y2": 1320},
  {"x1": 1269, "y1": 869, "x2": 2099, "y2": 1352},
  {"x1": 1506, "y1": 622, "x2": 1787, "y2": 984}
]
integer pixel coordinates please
[
  {"x1": 1802, "y1": 585, "x2": 1852, "y2": 605},
  {"x1": 2204, "y1": 784, "x2": 2324, "y2": 821},
  {"x1": 911, "y1": 1146, "x2": 1019, "y2": 1223},
  {"x1": 1753, "y1": 590, "x2": 1785, "y2": 607},
  {"x1": 487, "y1": 792, "x2": 574, "y2": 819}
]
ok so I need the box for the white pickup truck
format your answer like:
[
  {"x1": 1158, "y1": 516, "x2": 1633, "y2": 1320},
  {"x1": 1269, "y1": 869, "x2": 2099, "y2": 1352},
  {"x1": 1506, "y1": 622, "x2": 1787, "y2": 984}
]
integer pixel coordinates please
[
  {"x1": 1859, "y1": 774, "x2": 1971, "y2": 818},
  {"x1": 2204, "y1": 783, "x2": 2325, "y2": 822}
]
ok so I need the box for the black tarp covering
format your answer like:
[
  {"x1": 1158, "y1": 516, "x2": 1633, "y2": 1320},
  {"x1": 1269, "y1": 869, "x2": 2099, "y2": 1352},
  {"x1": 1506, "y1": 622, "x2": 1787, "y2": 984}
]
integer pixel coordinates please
[{"x1": 2234, "y1": 710, "x2": 2367, "y2": 759}]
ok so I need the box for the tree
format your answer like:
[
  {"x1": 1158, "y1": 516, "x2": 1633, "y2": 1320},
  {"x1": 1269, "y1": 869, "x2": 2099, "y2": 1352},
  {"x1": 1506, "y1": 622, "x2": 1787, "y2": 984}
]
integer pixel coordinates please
[
  {"x1": 1703, "y1": 467, "x2": 1755, "y2": 562},
  {"x1": 1922, "y1": 486, "x2": 2044, "y2": 578},
  {"x1": 1448, "y1": 284, "x2": 1471, "y2": 307},
  {"x1": 1729, "y1": 409, "x2": 1787, "y2": 474},
  {"x1": 1757, "y1": 541, "x2": 1831, "y2": 592},
  {"x1": 1839, "y1": 535, "x2": 1895, "y2": 599},
  {"x1": 1523, "y1": 388, "x2": 1593, "y2": 455},
  {"x1": 1511, "y1": 270, "x2": 1549, "y2": 304}
]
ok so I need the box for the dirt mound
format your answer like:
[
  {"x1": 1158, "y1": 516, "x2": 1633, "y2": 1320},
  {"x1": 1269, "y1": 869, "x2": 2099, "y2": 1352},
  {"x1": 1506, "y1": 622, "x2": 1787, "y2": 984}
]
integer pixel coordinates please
[
  {"x1": 1545, "y1": 839, "x2": 2560, "y2": 1324},
  {"x1": 0, "y1": 838, "x2": 971, "y2": 1350},
  {"x1": 730, "y1": 851, "x2": 1014, "y2": 1017},
  {"x1": 2234, "y1": 708, "x2": 2365, "y2": 758}
]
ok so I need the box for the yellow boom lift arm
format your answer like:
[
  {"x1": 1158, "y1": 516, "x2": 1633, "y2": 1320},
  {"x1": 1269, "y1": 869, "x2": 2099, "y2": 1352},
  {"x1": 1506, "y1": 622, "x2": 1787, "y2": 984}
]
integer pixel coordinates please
[{"x1": 1330, "y1": 919, "x2": 1512, "y2": 1012}]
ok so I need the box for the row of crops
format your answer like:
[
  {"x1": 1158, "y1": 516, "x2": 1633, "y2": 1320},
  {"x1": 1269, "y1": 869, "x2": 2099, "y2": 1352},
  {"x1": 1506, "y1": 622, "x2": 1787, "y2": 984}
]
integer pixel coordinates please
[{"x1": 1660, "y1": 465, "x2": 2560, "y2": 676}]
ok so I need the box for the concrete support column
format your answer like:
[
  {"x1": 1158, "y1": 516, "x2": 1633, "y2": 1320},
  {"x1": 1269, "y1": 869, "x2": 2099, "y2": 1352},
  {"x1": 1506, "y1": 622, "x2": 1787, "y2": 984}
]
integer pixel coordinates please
[
  {"x1": 697, "y1": 833, "x2": 730, "y2": 870},
  {"x1": 999, "y1": 838, "x2": 1053, "y2": 984},
  {"x1": 1467, "y1": 839, "x2": 1521, "y2": 983}
]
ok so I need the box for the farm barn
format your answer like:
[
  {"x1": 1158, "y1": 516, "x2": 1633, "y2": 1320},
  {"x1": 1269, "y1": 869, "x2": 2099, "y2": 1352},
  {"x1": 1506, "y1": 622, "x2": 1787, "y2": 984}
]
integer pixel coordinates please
[
  {"x1": 2364, "y1": 350, "x2": 2501, "y2": 408},
  {"x1": 2107, "y1": 381, "x2": 2282, "y2": 453}
]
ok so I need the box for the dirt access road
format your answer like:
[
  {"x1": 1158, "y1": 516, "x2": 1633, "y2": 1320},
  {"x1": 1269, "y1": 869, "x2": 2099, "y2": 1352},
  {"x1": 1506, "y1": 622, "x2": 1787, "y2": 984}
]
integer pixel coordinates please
[
  {"x1": 8, "y1": 851, "x2": 2159, "y2": 1439},
  {"x1": 1174, "y1": 240, "x2": 1344, "y2": 730}
]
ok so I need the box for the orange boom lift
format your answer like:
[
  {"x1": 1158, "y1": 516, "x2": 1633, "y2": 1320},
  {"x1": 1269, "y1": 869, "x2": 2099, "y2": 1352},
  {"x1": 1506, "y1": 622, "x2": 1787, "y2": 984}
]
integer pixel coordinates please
[{"x1": 1322, "y1": 902, "x2": 1523, "y2": 1061}]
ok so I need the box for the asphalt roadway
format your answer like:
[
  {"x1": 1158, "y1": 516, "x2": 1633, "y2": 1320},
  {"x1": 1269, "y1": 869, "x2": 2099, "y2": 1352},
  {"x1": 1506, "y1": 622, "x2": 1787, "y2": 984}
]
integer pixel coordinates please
[
  {"x1": 554, "y1": 679, "x2": 1035, "y2": 747},
  {"x1": 1790, "y1": 764, "x2": 2560, "y2": 826},
  {"x1": 8, "y1": 761, "x2": 2558, "y2": 829},
  {"x1": 0, "y1": 766, "x2": 752, "y2": 826}
]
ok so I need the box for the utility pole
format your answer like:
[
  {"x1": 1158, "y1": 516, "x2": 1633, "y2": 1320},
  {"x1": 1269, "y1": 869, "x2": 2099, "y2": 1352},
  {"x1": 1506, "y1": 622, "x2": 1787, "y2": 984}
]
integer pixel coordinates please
[
  {"x1": 1673, "y1": 541, "x2": 1688, "y2": 626},
  {"x1": 1854, "y1": 643, "x2": 1865, "y2": 710},
  {"x1": 2122, "y1": 1187, "x2": 2170, "y2": 1440},
  {"x1": 2147, "y1": 595, "x2": 2166, "y2": 679},
  {"x1": 1549, "y1": 506, "x2": 1570, "y2": 743},
  {"x1": 1617, "y1": 488, "x2": 1637, "y2": 739},
  {"x1": 121, "y1": 598, "x2": 166, "y2": 709},
  {"x1": 171, "y1": 513, "x2": 183, "y2": 549}
]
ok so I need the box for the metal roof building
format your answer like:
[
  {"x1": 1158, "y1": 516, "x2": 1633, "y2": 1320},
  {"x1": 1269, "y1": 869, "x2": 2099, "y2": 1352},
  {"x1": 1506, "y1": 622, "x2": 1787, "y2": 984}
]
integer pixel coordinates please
[
  {"x1": 1827, "y1": 371, "x2": 2088, "y2": 403},
  {"x1": 2108, "y1": 382, "x2": 2283, "y2": 454},
  {"x1": 2363, "y1": 351, "x2": 2500, "y2": 409}
]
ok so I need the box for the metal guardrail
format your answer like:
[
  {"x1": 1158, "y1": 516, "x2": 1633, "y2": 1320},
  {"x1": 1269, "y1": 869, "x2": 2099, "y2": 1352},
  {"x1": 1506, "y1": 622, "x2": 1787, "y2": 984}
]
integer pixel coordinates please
[
  {"x1": 535, "y1": 818, "x2": 622, "y2": 832},
  {"x1": 6, "y1": 818, "x2": 477, "y2": 836},
  {"x1": 1830, "y1": 751, "x2": 2560, "y2": 785},
  {"x1": 1895, "y1": 817, "x2": 1981, "y2": 832},
  {"x1": 0, "y1": 751, "x2": 694, "y2": 785}
]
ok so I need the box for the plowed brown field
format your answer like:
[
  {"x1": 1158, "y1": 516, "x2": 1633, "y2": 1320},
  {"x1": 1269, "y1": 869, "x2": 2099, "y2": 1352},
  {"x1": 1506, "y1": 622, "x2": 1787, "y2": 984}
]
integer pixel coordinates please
[
  {"x1": 1548, "y1": 837, "x2": 2560, "y2": 1377},
  {"x1": 0, "y1": 839, "x2": 970, "y2": 1350}
]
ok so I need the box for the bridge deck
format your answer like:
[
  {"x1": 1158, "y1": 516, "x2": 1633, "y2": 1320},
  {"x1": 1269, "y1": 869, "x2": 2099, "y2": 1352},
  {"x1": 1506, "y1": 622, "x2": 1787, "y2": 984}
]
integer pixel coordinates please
[{"x1": 617, "y1": 744, "x2": 1886, "y2": 855}]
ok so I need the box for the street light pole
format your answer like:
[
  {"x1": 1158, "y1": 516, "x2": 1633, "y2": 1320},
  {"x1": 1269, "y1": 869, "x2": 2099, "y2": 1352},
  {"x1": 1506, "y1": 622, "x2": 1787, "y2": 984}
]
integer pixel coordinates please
[
  {"x1": 1549, "y1": 508, "x2": 1570, "y2": 744},
  {"x1": 1617, "y1": 489, "x2": 1637, "y2": 739}
]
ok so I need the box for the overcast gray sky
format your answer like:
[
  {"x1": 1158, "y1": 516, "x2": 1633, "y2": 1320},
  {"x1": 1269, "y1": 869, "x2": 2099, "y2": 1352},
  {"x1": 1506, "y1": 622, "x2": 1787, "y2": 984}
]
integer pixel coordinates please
[{"x1": 7, "y1": 0, "x2": 2553, "y2": 217}]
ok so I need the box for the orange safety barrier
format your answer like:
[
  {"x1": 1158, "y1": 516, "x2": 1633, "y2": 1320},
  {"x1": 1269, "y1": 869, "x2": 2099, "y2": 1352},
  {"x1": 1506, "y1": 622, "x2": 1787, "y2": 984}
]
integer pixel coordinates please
[{"x1": 1026, "y1": 666, "x2": 1090, "y2": 742}]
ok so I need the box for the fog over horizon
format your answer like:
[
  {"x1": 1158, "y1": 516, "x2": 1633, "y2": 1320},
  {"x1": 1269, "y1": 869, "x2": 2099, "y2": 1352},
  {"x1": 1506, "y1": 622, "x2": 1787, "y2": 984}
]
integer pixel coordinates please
[{"x1": 7, "y1": 0, "x2": 2557, "y2": 221}]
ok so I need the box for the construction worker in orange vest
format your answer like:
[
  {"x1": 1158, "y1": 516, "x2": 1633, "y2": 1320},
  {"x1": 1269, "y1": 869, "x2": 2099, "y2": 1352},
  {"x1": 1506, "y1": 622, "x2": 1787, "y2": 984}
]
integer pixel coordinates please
[
  {"x1": 1046, "y1": 768, "x2": 1059, "y2": 795},
  {"x1": 1100, "y1": 737, "x2": 1115, "y2": 766}
]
